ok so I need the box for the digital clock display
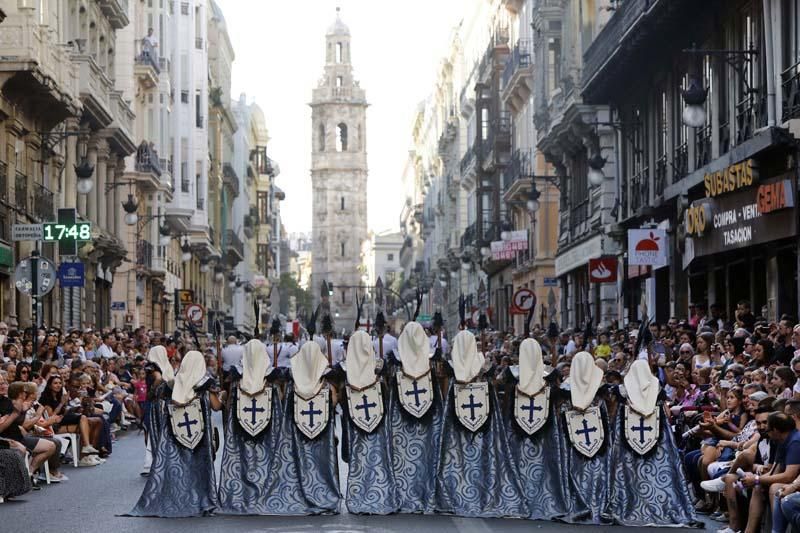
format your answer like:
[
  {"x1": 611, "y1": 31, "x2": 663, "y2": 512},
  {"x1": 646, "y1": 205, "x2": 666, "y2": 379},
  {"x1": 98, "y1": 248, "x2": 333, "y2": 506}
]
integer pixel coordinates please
[{"x1": 42, "y1": 222, "x2": 92, "y2": 242}]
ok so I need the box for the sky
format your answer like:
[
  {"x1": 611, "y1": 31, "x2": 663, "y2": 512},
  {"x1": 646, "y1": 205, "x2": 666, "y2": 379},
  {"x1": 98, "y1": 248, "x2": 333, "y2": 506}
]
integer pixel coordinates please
[{"x1": 215, "y1": 0, "x2": 464, "y2": 235}]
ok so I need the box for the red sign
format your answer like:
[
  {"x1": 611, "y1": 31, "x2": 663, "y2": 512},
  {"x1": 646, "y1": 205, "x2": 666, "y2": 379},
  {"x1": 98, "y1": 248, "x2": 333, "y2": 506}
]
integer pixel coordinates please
[
  {"x1": 588, "y1": 257, "x2": 617, "y2": 283},
  {"x1": 510, "y1": 288, "x2": 536, "y2": 315}
]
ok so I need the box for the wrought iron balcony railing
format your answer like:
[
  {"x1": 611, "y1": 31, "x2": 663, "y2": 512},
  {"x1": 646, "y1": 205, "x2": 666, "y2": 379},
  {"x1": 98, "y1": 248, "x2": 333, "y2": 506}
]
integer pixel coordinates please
[
  {"x1": 135, "y1": 141, "x2": 162, "y2": 176},
  {"x1": 15, "y1": 172, "x2": 27, "y2": 213},
  {"x1": 33, "y1": 182, "x2": 54, "y2": 221},
  {"x1": 137, "y1": 239, "x2": 153, "y2": 269}
]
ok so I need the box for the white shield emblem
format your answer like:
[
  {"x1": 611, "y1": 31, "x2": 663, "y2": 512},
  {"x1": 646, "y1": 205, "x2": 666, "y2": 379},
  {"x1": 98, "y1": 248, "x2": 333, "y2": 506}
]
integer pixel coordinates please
[
  {"x1": 293, "y1": 387, "x2": 330, "y2": 440},
  {"x1": 396, "y1": 370, "x2": 433, "y2": 418},
  {"x1": 566, "y1": 406, "x2": 605, "y2": 458},
  {"x1": 514, "y1": 386, "x2": 549, "y2": 435},
  {"x1": 346, "y1": 382, "x2": 384, "y2": 433},
  {"x1": 624, "y1": 404, "x2": 660, "y2": 455},
  {"x1": 454, "y1": 382, "x2": 489, "y2": 432},
  {"x1": 169, "y1": 398, "x2": 205, "y2": 450},
  {"x1": 236, "y1": 385, "x2": 273, "y2": 437}
]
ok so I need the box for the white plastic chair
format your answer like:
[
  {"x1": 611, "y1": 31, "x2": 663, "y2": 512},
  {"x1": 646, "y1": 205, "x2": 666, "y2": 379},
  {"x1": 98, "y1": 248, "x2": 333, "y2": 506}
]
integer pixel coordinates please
[
  {"x1": 62, "y1": 433, "x2": 80, "y2": 468},
  {"x1": 24, "y1": 450, "x2": 51, "y2": 484}
]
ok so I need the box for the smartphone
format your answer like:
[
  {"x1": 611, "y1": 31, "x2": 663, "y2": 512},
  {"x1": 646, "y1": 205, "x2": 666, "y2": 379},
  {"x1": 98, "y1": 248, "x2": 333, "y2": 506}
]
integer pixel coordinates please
[{"x1": 720, "y1": 380, "x2": 732, "y2": 389}]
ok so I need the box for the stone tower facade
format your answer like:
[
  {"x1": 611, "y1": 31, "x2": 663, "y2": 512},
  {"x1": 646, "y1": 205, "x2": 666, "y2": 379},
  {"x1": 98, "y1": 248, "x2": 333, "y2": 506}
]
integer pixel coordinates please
[{"x1": 310, "y1": 9, "x2": 368, "y2": 332}]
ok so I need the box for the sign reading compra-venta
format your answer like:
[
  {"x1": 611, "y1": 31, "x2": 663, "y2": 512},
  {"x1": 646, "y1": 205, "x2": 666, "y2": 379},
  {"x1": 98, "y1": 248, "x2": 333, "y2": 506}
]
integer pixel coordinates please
[{"x1": 684, "y1": 172, "x2": 796, "y2": 258}]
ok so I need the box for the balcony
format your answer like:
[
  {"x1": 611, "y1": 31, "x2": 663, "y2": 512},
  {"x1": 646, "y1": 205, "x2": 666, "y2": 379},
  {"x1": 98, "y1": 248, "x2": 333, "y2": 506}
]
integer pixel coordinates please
[
  {"x1": 33, "y1": 183, "x2": 54, "y2": 221},
  {"x1": 460, "y1": 222, "x2": 477, "y2": 250},
  {"x1": 131, "y1": 141, "x2": 162, "y2": 191},
  {"x1": 73, "y1": 54, "x2": 113, "y2": 128},
  {"x1": 224, "y1": 229, "x2": 244, "y2": 263},
  {"x1": 134, "y1": 41, "x2": 160, "y2": 89},
  {"x1": 628, "y1": 167, "x2": 649, "y2": 216},
  {"x1": 137, "y1": 240, "x2": 153, "y2": 270},
  {"x1": 782, "y1": 60, "x2": 800, "y2": 122},
  {"x1": 222, "y1": 163, "x2": 240, "y2": 198},
  {"x1": 196, "y1": 115, "x2": 204, "y2": 129},
  {"x1": 108, "y1": 90, "x2": 136, "y2": 155},
  {"x1": 243, "y1": 213, "x2": 257, "y2": 238},
  {"x1": 501, "y1": 40, "x2": 533, "y2": 114},
  {"x1": 654, "y1": 154, "x2": 668, "y2": 198},
  {"x1": 695, "y1": 125, "x2": 712, "y2": 170},
  {"x1": 98, "y1": 0, "x2": 129, "y2": 29},
  {"x1": 502, "y1": 149, "x2": 532, "y2": 192},
  {"x1": 0, "y1": 16, "x2": 80, "y2": 118},
  {"x1": 480, "y1": 111, "x2": 512, "y2": 170},
  {"x1": 15, "y1": 172, "x2": 27, "y2": 214},
  {"x1": 195, "y1": 37, "x2": 204, "y2": 50},
  {"x1": 196, "y1": 197, "x2": 204, "y2": 210},
  {"x1": 0, "y1": 162, "x2": 7, "y2": 203},
  {"x1": 459, "y1": 146, "x2": 477, "y2": 188}
]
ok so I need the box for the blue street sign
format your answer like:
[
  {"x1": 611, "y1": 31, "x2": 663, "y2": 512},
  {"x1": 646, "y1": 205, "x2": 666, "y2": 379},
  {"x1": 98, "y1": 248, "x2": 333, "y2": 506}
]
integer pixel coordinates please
[
  {"x1": 542, "y1": 277, "x2": 559, "y2": 287},
  {"x1": 58, "y1": 262, "x2": 84, "y2": 288},
  {"x1": 111, "y1": 301, "x2": 126, "y2": 311}
]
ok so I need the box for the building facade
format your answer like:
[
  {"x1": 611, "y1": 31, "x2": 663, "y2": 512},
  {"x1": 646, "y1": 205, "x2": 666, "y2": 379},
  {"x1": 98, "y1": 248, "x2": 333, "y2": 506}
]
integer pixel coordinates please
[{"x1": 310, "y1": 10, "x2": 369, "y2": 331}]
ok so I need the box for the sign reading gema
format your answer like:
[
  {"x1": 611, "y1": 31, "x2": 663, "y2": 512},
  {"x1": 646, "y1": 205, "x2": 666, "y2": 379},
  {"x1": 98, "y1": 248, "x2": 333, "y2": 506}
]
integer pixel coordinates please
[
  {"x1": 687, "y1": 173, "x2": 796, "y2": 258},
  {"x1": 42, "y1": 222, "x2": 91, "y2": 242}
]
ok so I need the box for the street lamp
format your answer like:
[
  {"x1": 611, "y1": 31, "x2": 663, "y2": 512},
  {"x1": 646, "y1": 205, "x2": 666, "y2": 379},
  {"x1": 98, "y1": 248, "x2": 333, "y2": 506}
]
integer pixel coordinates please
[
  {"x1": 681, "y1": 76, "x2": 708, "y2": 128},
  {"x1": 500, "y1": 221, "x2": 513, "y2": 241},
  {"x1": 587, "y1": 153, "x2": 607, "y2": 187},
  {"x1": 526, "y1": 179, "x2": 541, "y2": 213},
  {"x1": 228, "y1": 272, "x2": 238, "y2": 288},
  {"x1": 180, "y1": 237, "x2": 192, "y2": 263},
  {"x1": 122, "y1": 193, "x2": 139, "y2": 226},
  {"x1": 158, "y1": 223, "x2": 171, "y2": 246},
  {"x1": 75, "y1": 148, "x2": 95, "y2": 194},
  {"x1": 199, "y1": 256, "x2": 210, "y2": 273},
  {"x1": 214, "y1": 264, "x2": 225, "y2": 283}
]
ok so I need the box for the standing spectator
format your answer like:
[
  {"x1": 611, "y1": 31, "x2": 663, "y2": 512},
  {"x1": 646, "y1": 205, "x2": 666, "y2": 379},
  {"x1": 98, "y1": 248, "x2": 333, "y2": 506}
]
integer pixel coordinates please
[
  {"x1": 221, "y1": 336, "x2": 244, "y2": 373},
  {"x1": 735, "y1": 300, "x2": 756, "y2": 333}
]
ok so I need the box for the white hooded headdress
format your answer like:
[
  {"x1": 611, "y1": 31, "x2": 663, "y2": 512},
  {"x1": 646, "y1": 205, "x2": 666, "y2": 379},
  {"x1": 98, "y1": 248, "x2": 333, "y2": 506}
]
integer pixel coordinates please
[
  {"x1": 624, "y1": 359, "x2": 659, "y2": 416},
  {"x1": 171, "y1": 350, "x2": 207, "y2": 404},
  {"x1": 148, "y1": 345, "x2": 174, "y2": 384},
  {"x1": 518, "y1": 338, "x2": 545, "y2": 395},
  {"x1": 452, "y1": 330, "x2": 484, "y2": 383},
  {"x1": 568, "y1": 351, "x2": 604, "y2": 410},
  {"x1": 240, "y1": 339, "x2": 272, "y2": 395},
  {"x1": 346, "y1": 330, "x2": 377, "y2": 389},
  {"x1": 292, "y1": 340, "x2": 329, "y2": 398},
  {"x1": 397, "y1": 321, "x2": 431, "y2": 378}
]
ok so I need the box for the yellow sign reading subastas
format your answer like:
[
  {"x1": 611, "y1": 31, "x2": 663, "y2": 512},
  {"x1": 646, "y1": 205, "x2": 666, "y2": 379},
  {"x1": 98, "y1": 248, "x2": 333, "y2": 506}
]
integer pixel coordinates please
[{"x1": 704, "y1": 159, "x2": 756, "y2": 198}]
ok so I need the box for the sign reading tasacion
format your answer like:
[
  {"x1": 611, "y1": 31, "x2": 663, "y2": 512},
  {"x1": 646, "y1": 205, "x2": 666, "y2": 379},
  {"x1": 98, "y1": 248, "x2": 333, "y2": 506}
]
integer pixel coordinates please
[{"x1": 687, "y1": 173, "x2": 796, "y2": 258}]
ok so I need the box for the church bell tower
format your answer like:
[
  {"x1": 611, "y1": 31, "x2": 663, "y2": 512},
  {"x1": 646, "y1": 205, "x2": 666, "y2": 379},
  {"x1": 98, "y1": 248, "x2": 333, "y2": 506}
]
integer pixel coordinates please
[{"x1": 310, "y1": 8, "x2": 369, "y2": 331}]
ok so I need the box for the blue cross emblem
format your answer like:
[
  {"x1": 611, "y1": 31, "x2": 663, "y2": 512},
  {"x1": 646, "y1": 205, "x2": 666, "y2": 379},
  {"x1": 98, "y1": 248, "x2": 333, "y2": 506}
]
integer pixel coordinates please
[
  {"x1": 177, "y1": 410, "x2": 199, "y2": 437},
  {"x1": 575, "y1": 418, "x2": 598, "y2": 446},
  {"x1": 630, "y1": 416, "x2": 653, "y2": 443},
  {"x1": 404, "y1": 380, "x2": 428, "y2": 407},
  {"x1": 461, "y1": 393, "x2": 484, "y2": 421},
  {"x1": 355, "y1": 394, "x2": 377, "y2": 421},
  {"x1": 301, "y1": 401, "x2": 322, "y2": 427},
  {"x1": 243, "y1": 397, "x2": 265, "y2": 425},
  {"x1": 520, "y1": 396, "x2": 542, "y2": 423}
]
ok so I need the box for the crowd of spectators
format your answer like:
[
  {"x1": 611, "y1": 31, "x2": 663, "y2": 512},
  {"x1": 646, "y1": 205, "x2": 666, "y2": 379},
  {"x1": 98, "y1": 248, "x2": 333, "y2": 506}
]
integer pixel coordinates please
[
  {"x1": 5, "y1": 299, "x2": 800, "y2": 533},
  {"x1": 0, "y1": 324, "x2": 214, "y2": 497},
  {"x1": 463, "y1": 300, "x2": 800, "y2": 533}
]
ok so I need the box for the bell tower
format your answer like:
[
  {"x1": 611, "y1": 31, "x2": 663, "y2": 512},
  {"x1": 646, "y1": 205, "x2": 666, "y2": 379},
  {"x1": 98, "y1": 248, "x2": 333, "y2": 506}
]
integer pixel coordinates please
[{"x1": 310, "y1": 8, "x2": 368, "y2": 331}]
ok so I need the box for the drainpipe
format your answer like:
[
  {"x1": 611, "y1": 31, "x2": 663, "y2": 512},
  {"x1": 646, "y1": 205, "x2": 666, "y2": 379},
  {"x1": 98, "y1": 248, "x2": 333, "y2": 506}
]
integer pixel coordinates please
[{"x1": 763, "y1": 0, "x2": 776, "y2": 127}]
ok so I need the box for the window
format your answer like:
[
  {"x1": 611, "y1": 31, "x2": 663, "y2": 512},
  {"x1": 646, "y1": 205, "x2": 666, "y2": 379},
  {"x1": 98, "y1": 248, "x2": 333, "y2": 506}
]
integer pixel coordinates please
[
  {"x1": 257, "y1": 191, "x2": 269, "y2": 222},
  {"x1": 387, "y1": 253, "x2": 394, "y2": 261},
  {"x1": 481, "y1": 108, "x2": 489, "y2": 141},
  {"x1": 336, "y1": 42, "x2": 342, "y2": 63},
  {"x1": 257, "y1": 244, "x2": 269, "y2": 273},
  {"x1": 336, "y1": 76, "x2": 343, "y2": 87},
  {"x1": 341, "y1": 290, "x2": 346, "y2": 304},
  {"x1": 341, "y1": 241, "x2": 345, "y2": 257},
  {"x1": 318, "y1": 123, "x2": 325, "y2": 152},
  {"x1": 547, "y1": 37, "x2": 562, "y2": 97},
  {"x1": 340, "y1": 196, "x2": 345, "y2": 210},
  {"x1": 336, "y1": 123, "x2": 348, "y2": 152},
  {"x1": 180, "y1": 90, "x2": 189, "y2": 103},
  {"x1": 195, "y1": 92, "x2": 202, "y2": 127},
  {"x1": 180, "y1": 2, "x2": 189, "y2": 15}
]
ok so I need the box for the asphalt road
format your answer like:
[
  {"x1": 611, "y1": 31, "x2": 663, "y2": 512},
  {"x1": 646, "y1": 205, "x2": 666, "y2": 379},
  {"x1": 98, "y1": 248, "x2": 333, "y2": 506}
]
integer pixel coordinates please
[{"x1": 1, "y1": 415, "x2": 715, "y2": 533}]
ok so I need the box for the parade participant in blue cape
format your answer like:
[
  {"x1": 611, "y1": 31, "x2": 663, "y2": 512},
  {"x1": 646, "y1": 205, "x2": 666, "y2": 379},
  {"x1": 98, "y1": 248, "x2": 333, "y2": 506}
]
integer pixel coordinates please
[
  {"x1": 502, "y1": 338, "x2": 569, "y2": 521},
  {"x1": 608, "y1": 359, "x2": 699, "y2": 527},
  {"x1": 217, "y1": 339, "x2": 311, "y2": 515},
  {"x1": 433, "y1": 329, "x2": 528, "y2": 518},
  {"x1": 284, "y1": 338, "x2": 341, "y2": 514},
  {"x1": 553, "y1": 350, "x2": 613, "y2": 525},
  {"x1": 126, "y1": 350, "x2": 222, "y2": 517},
  {"x1": 388, "y1": 320, "x2": 445, "y2": 514},
  {"x1": 340, "y1": 329, "x2": 400, "y2": 514},
  {"x1": 140, "y1": 345, "x2": 174, "y2": 476}
]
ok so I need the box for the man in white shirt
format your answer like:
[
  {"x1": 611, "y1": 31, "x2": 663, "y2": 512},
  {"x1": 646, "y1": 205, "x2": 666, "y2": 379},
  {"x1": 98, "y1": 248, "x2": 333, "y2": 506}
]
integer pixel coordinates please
[
  {"x1": 373, "y1": 330, "x2": 397, "y2": 360},
  {"x1": 95, "y1": 334, "x2": 116, "y2": 359},
  {"x1": 221, "y1": 336, "x2": 244, "y2": 373},
  {"x1": 429, "y1": 332, "x2": 448, "y2": 356}
]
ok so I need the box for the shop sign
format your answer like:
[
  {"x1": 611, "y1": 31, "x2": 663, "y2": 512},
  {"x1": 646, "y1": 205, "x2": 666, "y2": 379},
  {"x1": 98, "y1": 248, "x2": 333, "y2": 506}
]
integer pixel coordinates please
[
  {"x1": 628, "y1": 229, "x2": 668, "y2": 266},
  {"x1": 703, "y1": 158, "x2": 756, "y2": 198},
  {"x1": 490, "y1": 230, "x2": 528, "y2": 261},
  {"x1": 588, "y1": 257, "x2": 617, "y2": 283},
  {"x1": 58, "y1": 262, "x2": 84, "y2": 287},
  {"x1": 687, "y1": 173, "x2": 796, "y2": 258},
  {"x1": 175, "y1": 289, "x2": 194, "y2": 318}
]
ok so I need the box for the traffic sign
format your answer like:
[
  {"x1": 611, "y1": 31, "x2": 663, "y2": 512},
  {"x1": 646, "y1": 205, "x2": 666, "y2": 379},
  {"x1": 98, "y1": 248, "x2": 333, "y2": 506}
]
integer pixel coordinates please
[
  {"x1": 185, "y1": 303, "x2": 205, "y2": 325},
  {"x1": 511, "y1": 288, "x2": 536, "y2": 315},
  {"x1": 12, "y1": 224, "x2": 43, "y2": 241},
  {"x1": 14, "y1": 256, "x2": 56, "y2": 296}
]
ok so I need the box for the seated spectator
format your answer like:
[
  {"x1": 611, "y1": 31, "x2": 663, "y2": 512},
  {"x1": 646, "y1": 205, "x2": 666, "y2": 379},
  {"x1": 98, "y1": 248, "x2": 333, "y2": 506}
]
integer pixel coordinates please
[{"x1": 39, "y1": 375, "x2": 101, "y2": 466}]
